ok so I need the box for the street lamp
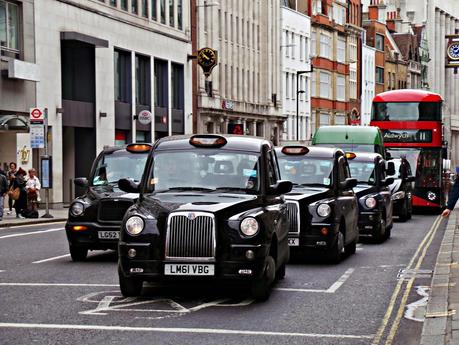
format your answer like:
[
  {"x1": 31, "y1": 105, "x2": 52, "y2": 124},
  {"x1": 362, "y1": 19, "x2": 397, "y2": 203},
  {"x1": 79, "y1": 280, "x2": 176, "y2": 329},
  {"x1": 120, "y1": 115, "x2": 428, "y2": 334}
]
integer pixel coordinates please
[{"x1": 296, "y1": 66, "x2": 313, "y2": 141}]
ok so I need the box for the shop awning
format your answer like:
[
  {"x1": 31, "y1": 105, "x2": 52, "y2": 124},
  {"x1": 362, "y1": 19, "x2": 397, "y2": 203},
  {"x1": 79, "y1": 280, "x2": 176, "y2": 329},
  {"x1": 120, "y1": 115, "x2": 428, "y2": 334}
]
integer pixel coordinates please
[{"x1": 0, "y1": 115, "x2": 29, "y2": 132}]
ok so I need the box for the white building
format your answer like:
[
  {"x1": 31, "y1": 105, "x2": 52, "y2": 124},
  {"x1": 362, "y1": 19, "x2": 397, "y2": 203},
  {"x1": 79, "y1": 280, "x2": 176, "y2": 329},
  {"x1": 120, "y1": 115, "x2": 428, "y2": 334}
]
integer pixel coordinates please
[
  {"x1": 196, "y1": 0, "x2": 284, "y2": 144},
  {"x1": 34, "y1": 0, "x2": 192, "y2": 205},
  {"x1": 361, "y1": 43, "x2": 376, "y2": 125},
  {"x1": 280, "y1": 3, "x2": 311, "y2": 142}
]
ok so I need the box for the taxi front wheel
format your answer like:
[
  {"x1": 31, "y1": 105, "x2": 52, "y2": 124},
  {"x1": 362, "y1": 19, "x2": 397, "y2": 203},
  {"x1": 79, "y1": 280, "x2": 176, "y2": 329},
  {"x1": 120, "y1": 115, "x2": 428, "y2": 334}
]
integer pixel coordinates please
[
  {"x1": 69, "y1": 246, "x2": 88, "y2": 262},
  {"x1": 251, "y1": 255, "x2": 276, "y2": 301},
  {"x1": 118, "y1": 266, "x2": 143, "y2": 297}
]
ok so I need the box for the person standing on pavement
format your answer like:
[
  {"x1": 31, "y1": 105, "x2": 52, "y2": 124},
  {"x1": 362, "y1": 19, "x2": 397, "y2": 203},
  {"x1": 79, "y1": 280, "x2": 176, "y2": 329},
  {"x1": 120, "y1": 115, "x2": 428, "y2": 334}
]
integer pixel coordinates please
[
  {"x1": 25, "y1": 168, "x2": 41, "y2": 212},
  {"x1": 442, "y1": 166, "x2": 459, "y2": 218},
  {"x1": 0, "y1": 168, "x2": 8, "y2": 221},
  {"x1": 6, "y1": 162, "x2": 17, "y2": 215},
  {"x1": 12, "y1": 168, "x2": 27, "y2": 218}
]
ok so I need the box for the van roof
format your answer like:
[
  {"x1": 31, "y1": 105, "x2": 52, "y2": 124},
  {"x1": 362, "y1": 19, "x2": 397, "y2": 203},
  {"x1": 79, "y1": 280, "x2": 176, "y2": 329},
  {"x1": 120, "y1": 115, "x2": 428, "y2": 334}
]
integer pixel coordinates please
[{"x1": 312, "y1": 125, "x2": 383, "y2": 145}]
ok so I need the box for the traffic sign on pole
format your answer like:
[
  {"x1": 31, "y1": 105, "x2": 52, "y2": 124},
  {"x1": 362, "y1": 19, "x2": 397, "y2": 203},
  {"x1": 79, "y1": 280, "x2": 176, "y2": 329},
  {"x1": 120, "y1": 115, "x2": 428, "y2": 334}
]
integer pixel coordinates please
[{"x1": 30, "y1": 107, "x2": 45, "y2": 124}]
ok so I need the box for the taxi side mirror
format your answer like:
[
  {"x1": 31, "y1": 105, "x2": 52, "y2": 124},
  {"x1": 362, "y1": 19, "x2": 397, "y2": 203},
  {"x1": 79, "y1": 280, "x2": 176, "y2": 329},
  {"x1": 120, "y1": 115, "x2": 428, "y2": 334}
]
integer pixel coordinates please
[
  {"x1": 382, "y1": 177, "x2": 395, "y2": 186},
  {"x1": 269, "y1": 180, "x2": 292, "y2": 195},
  {"x1": 74, "y1": 177, "x2": 89, "y2": 188},
  {"x1": 340, "y1": 178, "x2": 357, "y2": 190},
  {"x1": 118, "y1": 178, "x2": 140, "y2": 193}
]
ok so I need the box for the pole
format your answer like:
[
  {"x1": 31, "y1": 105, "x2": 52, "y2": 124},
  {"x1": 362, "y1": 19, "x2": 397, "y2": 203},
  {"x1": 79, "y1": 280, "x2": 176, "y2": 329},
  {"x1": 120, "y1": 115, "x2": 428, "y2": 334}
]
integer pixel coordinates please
[
  {"x1": 41, "y1": 108, "x2": 53, "y2": 218},
  {"x1": 296, "y1": 73, "x2": 299, "y2": 141}
]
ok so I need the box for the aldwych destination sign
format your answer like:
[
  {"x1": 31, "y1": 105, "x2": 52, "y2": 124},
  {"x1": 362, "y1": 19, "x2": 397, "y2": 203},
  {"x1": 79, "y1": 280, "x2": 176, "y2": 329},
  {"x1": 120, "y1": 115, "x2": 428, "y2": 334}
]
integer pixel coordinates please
[{"x1": 382, "y1": 130, "x2": 432, "y2": 143}]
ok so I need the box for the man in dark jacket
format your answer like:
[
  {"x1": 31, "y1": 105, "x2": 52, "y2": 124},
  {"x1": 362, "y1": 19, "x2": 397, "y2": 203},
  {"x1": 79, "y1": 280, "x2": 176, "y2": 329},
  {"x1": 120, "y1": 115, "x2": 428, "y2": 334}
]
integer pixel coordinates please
[
  {"x1": 0, "y1": 169, "x2": 8, "y2": 221},
  {"x1": 442, "y1": 166, "x2": 459, "y2": 218}
]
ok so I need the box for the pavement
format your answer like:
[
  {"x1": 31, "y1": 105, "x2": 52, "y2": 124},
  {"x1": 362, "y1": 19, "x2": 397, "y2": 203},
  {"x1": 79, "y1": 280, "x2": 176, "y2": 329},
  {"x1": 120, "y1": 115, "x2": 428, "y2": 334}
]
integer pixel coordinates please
[
  {"x1": 420, "y1": 209, "x2": 459, "y2": 345},
  {"x1": 0, "y1": 207, "x2": 68, "y2": 228}
]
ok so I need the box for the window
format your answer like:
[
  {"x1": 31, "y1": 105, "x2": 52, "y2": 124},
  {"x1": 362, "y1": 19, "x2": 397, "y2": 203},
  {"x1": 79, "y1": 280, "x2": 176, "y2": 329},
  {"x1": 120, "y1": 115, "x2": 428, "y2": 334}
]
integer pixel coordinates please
[
  {"x1": 285, "y1": 30, "x2": 289, "y2": 57},
  {"x1": 319, "y1": 72, "x2": 331, "y2": 98},
  {"x1": 141, "y1": 0, "x2": 148, "y2": 17},
  {"x1": 121, "y1": 0, "x2": 128, "y2": 10},
  {"x1": 291, "y1": 32, "x2": 295, "y2": 58},
  {"x1": 177, "y1": 0, "x2": 182, "y2": 29},
  {"x1": 333, "y1": 5, "x2": 345, "y2": 25},
  {"x1": 171, "y1": 63, "x2": 184, "y2": 110},
  {"x1": 375, "y1": 34, "x2": 384, "y2": 51},
  {"x1": 376, "y1": 67, "x2": 384, "y2": 84},
  {"x1": 135, "y1": 54, "x2": 150, "y2": 106},
  {"x1": 154, "y1": 59, "x2": 168, "y2": 107},
  {"x1": 109, "y1": 0, "x2": 117, "y2": 6},
  {"x1": 335, "y1": 114, "x2": 346, "y2": 125},
  {"x1": 320, "y1": 33, "x2": 331, "y2": 59},
  {"x1": 292, "y1": 73, "x2": 296, "y2": 100},
  {"x1": 131, "y1": 0, "x2": 138, "y2": 14},
  {"x1": 311, "y1": 30, "x2": 316, "y2": 57},
  {"x1": 337, "y1": 37, "x2": 345, "y2": 63},
  {"x1": 114, "y1": 49, "x2": 132, "y2": 103},
  {"x1": 169, "y1": 0, "x2": 174, "y2": 27},
  {"x1": 0, "y1": 0, "x2": 19, "y2": 51},
  {"x1": 320, "y1": 112, "x2": 329, "y2": 126},
  {"x1": 312, "y1": 0, "x2": 322, "y2": 15},
  {"x1": 311, "y1": 72, "x2": 317, "y2": 97},
  {"x1": 300, "y1": 36, "x2": 304, "y2": 61},
  {"x1": 336, "y1": 75, "x2": 345, "y2": 101},
  {"x1": 286, "y1": 73, "x2": 290, "y2": 99},
  {"x1": 160, "y1": 0, "x2": 166, "y2": 24}
]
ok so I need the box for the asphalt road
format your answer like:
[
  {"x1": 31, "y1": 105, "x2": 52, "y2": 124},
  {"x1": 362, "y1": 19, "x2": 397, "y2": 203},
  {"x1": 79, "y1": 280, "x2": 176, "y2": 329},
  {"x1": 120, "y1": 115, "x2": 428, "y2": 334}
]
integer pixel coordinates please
[{"x1": 0, "y1": 213, "x2": 446, "y2": 345}]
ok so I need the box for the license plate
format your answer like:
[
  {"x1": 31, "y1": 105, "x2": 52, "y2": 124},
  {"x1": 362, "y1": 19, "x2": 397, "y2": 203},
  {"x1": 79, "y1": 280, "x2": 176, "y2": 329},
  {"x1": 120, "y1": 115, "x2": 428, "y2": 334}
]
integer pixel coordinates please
[
  {"x1": 288, "y1": 238, "x2": 299, "y2": 246},
  {"x1": 164, "y1": 264, "x2": 215, "y2": 276},
  {"x1": 97, "y1": 231, "x2": 119, "y2": 239}
]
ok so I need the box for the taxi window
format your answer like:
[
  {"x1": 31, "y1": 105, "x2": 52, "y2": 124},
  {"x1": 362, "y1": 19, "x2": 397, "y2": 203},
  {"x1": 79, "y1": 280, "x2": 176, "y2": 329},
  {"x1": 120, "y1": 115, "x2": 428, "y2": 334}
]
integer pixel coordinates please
[
  {"x1": 338, "y1": 156, "x2": 350, "y2": 183},
  {"x1": 278, "y1": 156, "x2": 333, "y2": 187},
  {"x1": 147, "y1": 150, "x2": 261, "y2": 193},
  {"x1": 267, "y1": 150, "x2": 278, "y2": 186},
  {"x1": 349, "y1": 161, "x2": 376, "y2": 185}
]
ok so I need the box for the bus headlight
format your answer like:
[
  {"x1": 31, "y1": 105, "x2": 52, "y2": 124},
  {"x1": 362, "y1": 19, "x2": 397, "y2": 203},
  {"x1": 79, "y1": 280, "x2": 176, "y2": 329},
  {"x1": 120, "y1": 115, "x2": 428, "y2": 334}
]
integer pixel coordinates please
[
  {"x1": 365, "y1": 197, "x2": 377, "y2": 209},
  {"x1": 427, "y1": 191, "x2": 436, "y2": 201},
  {"x1": 240, "y1": 217, "x2": 259, "y2": 237},
  {"x1": 317, "y1": 204, "x2": 331, "y2": 217},
  {"x1": 70, "y1": 202, "x2": 84, "y2": 216},
  {"x1": 125, "y1": 216, "x2": 145, "y2": 236},
  {"x1": 391, "y1": 191, "x2": 405, "y2": 201}
]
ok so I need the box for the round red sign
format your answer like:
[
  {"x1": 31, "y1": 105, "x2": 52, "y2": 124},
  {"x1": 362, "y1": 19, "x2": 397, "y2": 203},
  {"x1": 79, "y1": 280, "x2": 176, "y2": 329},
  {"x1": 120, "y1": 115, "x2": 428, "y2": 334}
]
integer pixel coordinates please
[{"x1": 31, "y1": 108, "x2": 42, "y2": 119}]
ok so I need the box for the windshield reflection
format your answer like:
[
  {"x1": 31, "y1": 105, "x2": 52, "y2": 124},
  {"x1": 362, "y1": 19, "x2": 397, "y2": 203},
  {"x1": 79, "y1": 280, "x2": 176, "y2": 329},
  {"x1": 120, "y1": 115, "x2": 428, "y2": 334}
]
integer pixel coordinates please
[{"x1": 278, "y1": 156, "x2": 333, "y2": 187}]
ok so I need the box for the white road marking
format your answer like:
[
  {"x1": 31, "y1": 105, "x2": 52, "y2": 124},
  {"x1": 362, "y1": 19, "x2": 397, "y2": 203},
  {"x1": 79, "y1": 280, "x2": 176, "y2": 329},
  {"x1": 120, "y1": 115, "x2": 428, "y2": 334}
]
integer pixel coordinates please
[
  {"x1": 404, "y1": 286, "x2": 429, "y2": 322},
  {"x1": 0, "y1": 228, "x2": 64, "y2": 239},
  {"x1": 0, "y1": 221, "x2": 66, "y2": 230},
  {"x1": 0, "y1": 283, "x2": 118, "y2": 287},
  {"x1": 0, "y1": 270, "x2": 4, "y2": 273},
  {"x1": 0, "y1": 322, "x2": 374, "y2": 339},
  {"x1": 32, "y1": 254, "x2": 71, "y2": 264},
  {"x1": 326, "y1": 268, "x2": 355, "y2": 293},
  {"x1": 274, "y1": 287, "x2": 328, "y2": 293}
]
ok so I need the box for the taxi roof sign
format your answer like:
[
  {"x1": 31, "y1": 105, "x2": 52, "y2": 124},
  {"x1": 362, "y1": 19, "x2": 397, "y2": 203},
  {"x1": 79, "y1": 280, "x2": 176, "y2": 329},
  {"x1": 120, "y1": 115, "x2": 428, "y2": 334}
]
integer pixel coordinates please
[
  {"x1": 126, "y1": 143, "x2": 152, "y2": 153},
  {"x1": 190, "y1": 135, "x2": 227, "y2": 148},
  {"x1": 345, "y1": 152, "x2": 357, "y2": 160},
  {"x1": 281, "y1": 146, "x2": 309, "y2": 155}
]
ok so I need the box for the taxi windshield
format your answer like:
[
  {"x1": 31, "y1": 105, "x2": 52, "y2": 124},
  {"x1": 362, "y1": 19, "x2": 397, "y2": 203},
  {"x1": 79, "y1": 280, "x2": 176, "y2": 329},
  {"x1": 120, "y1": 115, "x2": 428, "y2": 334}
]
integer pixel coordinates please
[
  {"x1": 348, "y1": 161, "x2": 376, "y2": 185},
  {"x1": 92, "y1": 151, "x2": 148, "y2": 186},
  {"x1": 278, "y1": 156, "x2": 333, "y2": 187},
  {"x1": 146, "y1": 150, "x2": 261, "y2": 194}
]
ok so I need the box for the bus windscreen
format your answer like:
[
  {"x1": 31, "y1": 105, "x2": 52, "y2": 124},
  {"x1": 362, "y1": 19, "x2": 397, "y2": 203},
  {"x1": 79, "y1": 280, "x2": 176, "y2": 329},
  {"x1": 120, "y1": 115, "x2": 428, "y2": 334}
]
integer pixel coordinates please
[{"x1": 372, "y1": 102, "x2": 442, "y2": 121}]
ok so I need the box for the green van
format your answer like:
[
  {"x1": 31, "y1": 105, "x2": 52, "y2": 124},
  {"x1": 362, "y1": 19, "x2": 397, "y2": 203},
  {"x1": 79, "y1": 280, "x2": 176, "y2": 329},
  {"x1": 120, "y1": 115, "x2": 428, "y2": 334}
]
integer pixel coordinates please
[{"x1": 312, "y1": 125, "x2": 386, "y2": 158}]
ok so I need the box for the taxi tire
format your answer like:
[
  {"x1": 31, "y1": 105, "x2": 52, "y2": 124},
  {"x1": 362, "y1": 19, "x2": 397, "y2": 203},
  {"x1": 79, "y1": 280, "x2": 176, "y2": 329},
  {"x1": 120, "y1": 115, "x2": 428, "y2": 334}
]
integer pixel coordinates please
[
  {"x1": 276, "y1": 262, "x2": 286, "y2": 280},
  {"x1": 399, "y1": 200, "x2": 409, "y2": 222},
  {"x1": 251, "y1": 255, "x2": 275, "y2": 301},
  {"x1": 328, "y1": 231, "x2": 344, "y2": 264},
  {"x1": 373, "y1": 217, "x2": 386, "y2": 244},
  {"x1": 69, "y1": 246, "x2": 88, "y2": 262},
  {"x1": 118, "y1": 266, "x2": 143, "y2": 297},
  {"x1": 344, "y1": 236, "x2": 357, "y2": 255}
]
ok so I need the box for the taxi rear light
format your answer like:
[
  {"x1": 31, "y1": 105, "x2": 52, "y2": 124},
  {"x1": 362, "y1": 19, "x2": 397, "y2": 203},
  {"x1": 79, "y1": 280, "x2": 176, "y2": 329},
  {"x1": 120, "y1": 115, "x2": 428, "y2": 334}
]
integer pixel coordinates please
[
  {"x1": 72, "y1": 225, "x2": 88, "y2": 231},
  {"x1": 189, "y1": 135, "x2": 227, "y2": 147},
  {"x1": 345, "y1": 152, "x2": 357, "y2": 160},
  {"x1": 126, "y1": 143, "x2": 152, "y2": 153},
  {"x1": 281, "y1": 146, "x2": 309, "y2": 155}
]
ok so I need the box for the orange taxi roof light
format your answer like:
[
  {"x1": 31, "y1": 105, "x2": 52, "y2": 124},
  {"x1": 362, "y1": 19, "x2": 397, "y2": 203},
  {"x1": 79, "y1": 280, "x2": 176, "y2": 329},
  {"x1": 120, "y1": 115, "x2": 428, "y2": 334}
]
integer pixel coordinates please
[
  {"x1": 345, "y1": 152, "x2": 357, "y2": 160},
  {"x1": 126, "y1": 143, "x2": 152, "y2": 153},
  {"x1": 281, "y1": 146, "x2": 309, "y2": 155},
  {"x1": 190, "y1": 135, "x2": 227, "y2": 147}
]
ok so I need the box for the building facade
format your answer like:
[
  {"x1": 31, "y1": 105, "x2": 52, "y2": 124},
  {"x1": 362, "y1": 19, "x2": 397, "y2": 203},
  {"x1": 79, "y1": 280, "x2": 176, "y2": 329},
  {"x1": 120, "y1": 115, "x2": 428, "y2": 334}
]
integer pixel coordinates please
[
  {"x1": 361, "y1": 41, "x2": 376, "y2": 125},
  {"x1": 281, "y1": 1, "x2": 311, "y2": 142},
  {"x1": 35, "y1": 0, "x2": 192, "y2": 204},
  {"x1": 195, "y1": 0, "x2": 283, "y2": 144}
]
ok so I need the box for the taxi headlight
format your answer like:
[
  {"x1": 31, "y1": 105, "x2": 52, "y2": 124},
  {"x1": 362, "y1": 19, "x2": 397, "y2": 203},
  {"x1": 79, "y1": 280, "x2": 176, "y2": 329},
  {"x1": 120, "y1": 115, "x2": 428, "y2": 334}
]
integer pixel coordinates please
[
  {"x1": 391, "y1": 191, "x2": 405, "y2": 201},
  {"x1": 125, "y1": 216, "x2": 145, "y2": 236},
  {"x1": 317, "y1": 204, "x2": 331, "y2": 217},
  {"x1": 365, "y1": 197, "x2": 377, "y2": 209},
  {"x1": 70, "y1": 202, "x2": 84, "y2": 216},
  {"x1": 240, "y1": 217, "x2": 259, "y2": 237}
]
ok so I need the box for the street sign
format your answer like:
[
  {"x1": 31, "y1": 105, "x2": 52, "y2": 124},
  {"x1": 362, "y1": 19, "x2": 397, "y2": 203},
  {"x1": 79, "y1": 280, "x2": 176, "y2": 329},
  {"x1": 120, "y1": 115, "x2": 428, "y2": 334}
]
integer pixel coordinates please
[
  {"x1": 30, "y1": 124, "x2": 45, "y2": 148},
  {"x1": 138, "y1": 110, "x2": 152, "y2": 125},
  {"x1": 30, "y1": 107, "x2": 45, "y2": 124},
  {"x1": 40, "y1": 156, "x2": 52, "y2": 189}
]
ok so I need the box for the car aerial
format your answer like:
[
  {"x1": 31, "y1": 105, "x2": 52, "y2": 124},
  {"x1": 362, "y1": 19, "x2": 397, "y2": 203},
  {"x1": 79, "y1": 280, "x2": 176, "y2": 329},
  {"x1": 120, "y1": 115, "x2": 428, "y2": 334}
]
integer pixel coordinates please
[
  {"x1": 387, "y1": 157, "x2": 415, "y2": 222},
  {"x1": 65, "y1": 143, "x2": 151, "y2": 261},
  {"x1": 117, "y1": 135, "x2": 293, "y2": 300},
  {"x1": 347, "y1": 152, "x2": 395, "y2": 242},
  {"x1": 276, "y1": 146, "x2": 359, "y2": 263}
]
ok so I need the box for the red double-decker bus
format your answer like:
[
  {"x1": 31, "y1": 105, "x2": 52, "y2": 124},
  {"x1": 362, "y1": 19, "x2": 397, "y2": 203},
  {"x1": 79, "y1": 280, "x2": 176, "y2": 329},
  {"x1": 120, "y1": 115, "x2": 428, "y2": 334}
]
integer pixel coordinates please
[{"x1": 370, "y1": 89, "x2": 448, "y2": 209}]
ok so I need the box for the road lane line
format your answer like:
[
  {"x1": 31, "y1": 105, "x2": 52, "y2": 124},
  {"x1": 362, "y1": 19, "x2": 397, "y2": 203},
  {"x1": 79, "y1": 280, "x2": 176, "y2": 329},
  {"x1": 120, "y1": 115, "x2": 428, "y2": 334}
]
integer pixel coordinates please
[
  {"x1": 326, "y1": 268, "x2": 355, "y2": 293},
  {"x1": 371, "y1": 215, "x2": 442, "y2": 345},
  {"x1": 275, "y1": 287, "x2": 328, "y2": 293},
  {"x1": 0, "y1": 228, "x2": 64, "y2": 239},
  {"x1": 0, "y1": 322, "x2": 374, "y2": 339},
  {"x1": 32, "y1": 254, "x2": 71, "y2": 264},
  {"x1": 1, "y1": 221, "x2": 66, "y2": 230},
  {"x1": 0, "y1": 283, "x2": 118, "y2": 287}
]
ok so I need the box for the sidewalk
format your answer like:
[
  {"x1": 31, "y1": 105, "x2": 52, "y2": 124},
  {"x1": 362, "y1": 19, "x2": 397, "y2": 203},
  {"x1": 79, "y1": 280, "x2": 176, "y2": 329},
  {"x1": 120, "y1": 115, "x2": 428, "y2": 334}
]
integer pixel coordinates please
[
  {"x1": 0, "y1": 208, "x2": 68, "y2": 228},
  {"x1": 421, "y1": 210, "x2": 459, "y2": 345}
]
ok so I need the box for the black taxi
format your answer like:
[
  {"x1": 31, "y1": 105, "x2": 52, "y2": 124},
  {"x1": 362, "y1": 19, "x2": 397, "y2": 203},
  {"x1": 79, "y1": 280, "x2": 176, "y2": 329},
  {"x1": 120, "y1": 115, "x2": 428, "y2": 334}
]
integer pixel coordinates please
[
  {"x1": 387, "y1": 157, "x2": 414, "y2": 222},
  {"x1": 347, "y1": 152, "x2": 394, "y2": 242},
  {"x1": 117, "y1": 135, "x2": 292, "y2": 300},
  {"x1": 65, "y1": 143, "x2": 151, "y2": 261},
  {"x1": 276, "y1": 146, "x2": 359, "y2": 262}
]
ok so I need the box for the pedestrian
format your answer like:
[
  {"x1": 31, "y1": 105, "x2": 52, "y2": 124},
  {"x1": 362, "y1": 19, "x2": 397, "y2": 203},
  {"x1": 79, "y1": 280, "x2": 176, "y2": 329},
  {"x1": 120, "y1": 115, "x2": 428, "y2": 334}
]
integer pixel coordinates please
[
  {"x1": 12, "y1": 168, "x2": 27, "y2": 218},
  {"x1": 6, "y1": 162, "x2": 17, "y2": 215},
  {"x1": 0, "y1": 168, "x2": 8, "y2": 221},
  {"x1": 26, "y1": 168, "x2": 41, "y2": 212},
  {"x1": 442, "y1": 166, "x2": 459, "y2": 218}
]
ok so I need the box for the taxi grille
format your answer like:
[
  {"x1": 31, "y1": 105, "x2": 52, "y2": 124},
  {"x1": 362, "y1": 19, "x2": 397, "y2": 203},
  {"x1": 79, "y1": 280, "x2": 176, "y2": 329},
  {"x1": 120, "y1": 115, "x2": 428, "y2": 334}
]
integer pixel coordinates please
[
  {"x1": 165, "y1": 213, "x2": 216, "y2": 259},
  {"x1": 286, "y1": 202, "x2": 300, "y2": 234},
  {"x1": 98, "y1": 199, "x2": 133, "y2": 222}
]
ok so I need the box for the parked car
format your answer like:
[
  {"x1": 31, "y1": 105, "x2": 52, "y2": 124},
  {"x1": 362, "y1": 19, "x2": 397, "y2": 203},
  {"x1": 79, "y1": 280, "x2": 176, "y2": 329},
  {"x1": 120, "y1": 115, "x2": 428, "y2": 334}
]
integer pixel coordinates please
[
  {"x1": 117, "y1": 135, "x2": 292, "y2": 300},
  {"x1": 347, "y1": 152, "x2": 394, "y2": 242},
  {"x1": 65, "y1": 143, "x2": 151, "y2": 261},
  {"x1": 276, "y1": 146, "x2": 359, "y2": 263},
  {"x1": 387, "y1": 157, "x2": 415, "y2": 222}
]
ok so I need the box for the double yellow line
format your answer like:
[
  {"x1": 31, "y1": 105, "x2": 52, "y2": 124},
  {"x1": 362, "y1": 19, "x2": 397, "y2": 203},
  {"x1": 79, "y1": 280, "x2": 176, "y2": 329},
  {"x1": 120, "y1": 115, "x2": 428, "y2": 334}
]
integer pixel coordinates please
[{"x1": 371, "y1": 215, "x2": 443, "y2": 345}]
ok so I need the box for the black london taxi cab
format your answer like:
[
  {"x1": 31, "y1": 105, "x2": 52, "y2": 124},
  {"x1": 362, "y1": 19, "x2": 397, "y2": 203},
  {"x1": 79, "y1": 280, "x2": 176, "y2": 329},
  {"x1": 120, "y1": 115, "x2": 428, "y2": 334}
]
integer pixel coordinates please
[
  {"x1": 117, "y1": 135, "x2": 292, "y2": 300},
  {"x1": 276, "y1": 146, "x2": 359, "y2": 263},
  {"x1": 387, "y1": 157, "x2": 414, "y2": 222},
  {"x1": 347, "y1": 152, "x2": 394, "y2": 242},
  {"x1": 65, "y1": 143, "x2": 151, "y2": 261}
]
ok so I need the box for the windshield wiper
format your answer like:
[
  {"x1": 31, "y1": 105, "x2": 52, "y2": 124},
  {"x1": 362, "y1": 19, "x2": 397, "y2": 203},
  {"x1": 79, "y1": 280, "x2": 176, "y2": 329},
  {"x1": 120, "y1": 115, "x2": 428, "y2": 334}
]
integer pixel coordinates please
[
  {"x1": 296, "y1": 183, "x2": 328, "y2": 187},
  {"x1": 154, "y1": 187, "x2": 216, "y2": 193},
  {"x1": 214, "y1": 187, "x2": 248, "y2": 192}
]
